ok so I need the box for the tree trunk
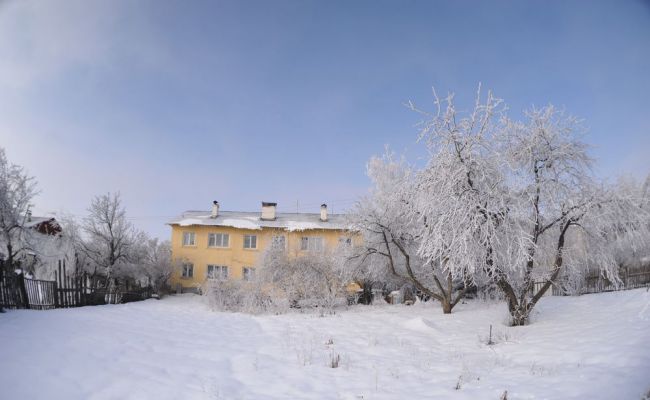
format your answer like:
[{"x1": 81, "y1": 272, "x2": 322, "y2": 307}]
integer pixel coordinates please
[
  {"x1": 510, "y1": 302, "x2": 531, "y2": 326},
  {"x1": 6, "y1": 242, "x2": 14, "y2": 271},
  {"x1": 17, "y1": 272, "x2": 30, "y2": 310},
  {"x1": 441, "y1": 299, "x2": 452, "y2": 314},
  {"x1": 0, "y1": 258, "x2": 4, "y2": 313}
]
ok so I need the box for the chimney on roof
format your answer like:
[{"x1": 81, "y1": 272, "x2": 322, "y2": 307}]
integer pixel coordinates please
[
  {"x1": 320, "y1": 204, "x2": 328, "y2": 222},
  {"x1": 211, "y1": 201, "x2": 219, "y2": 219},
  {"x1": 261, "y1": 202, "x2": 277, "y2": 221}
]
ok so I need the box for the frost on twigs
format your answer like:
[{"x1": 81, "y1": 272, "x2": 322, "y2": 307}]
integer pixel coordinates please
[
  {"x1": 205, "y1": 246, "x2": 351, "y2": 315},
  {"x1": 350, "y1": 86, "x2": 650, "y2": 325},
  {"x1": 204, "y1": 278, "x2": 281, "y2": 314}
]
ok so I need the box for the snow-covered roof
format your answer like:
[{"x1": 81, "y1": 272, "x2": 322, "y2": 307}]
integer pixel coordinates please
[
  {"x1": 24, "y1": 216, "x2": 55, "y2": 228},
  {"x1": 168, "y1": 210, "x2": 350, "y2": 231},
  {"x1": 24, "y1": 216, "x2": 62, "y2": 235}
]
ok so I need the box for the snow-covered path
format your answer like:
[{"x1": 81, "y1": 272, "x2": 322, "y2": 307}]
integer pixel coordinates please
[{"x1": 1, "y1": 290, "x2": 649, "y2": 399}]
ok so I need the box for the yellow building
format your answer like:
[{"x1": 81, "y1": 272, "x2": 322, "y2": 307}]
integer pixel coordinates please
[{"x1": 168, "y1": 201, "x2": 355, "y2": 292}]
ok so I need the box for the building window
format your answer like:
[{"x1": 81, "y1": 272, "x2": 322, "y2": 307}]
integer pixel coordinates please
[
  {"x1": 207, "y1": 265, "x2": 228, "y2": 279},
  {"x1": 301, "y1": 236, "x2": 324, "y2": 252},
  {"x1": 339, "y1": 236, "x2": 352, "y2": 247},
  {"x1": 182, "y1": 232, "x2": 196, "y2": 246},
  {"x1": 271, "y1": 235, "x2": 286, "y2": 249},
  {"x1": 243, "y1": 267, "x2": 256, "y2": 281},
  {"x1": 181, "y1": 263, "x2": 194, "y2": 278},
  {"x1": 243, "y1": 235, "x2": 257, "y2": 249},
  {"x1": 208, "y1": 233, "x2": 229, "y2": 248}
]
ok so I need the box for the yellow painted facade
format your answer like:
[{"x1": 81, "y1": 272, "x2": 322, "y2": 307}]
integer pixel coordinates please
[{"x1": 169, "y1": 223, "x2": 356, "y2": 291}]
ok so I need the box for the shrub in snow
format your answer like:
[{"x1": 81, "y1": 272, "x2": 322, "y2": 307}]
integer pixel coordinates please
[
  {"x1": 259, "y1": 247, "x2": 349, "y2": 313},
  {"x1": 204, "y1": 278, "x2": 285, "y2": 314},
  {"x1": 204, "y1": 247, "x2": 352, "y2": 315}
]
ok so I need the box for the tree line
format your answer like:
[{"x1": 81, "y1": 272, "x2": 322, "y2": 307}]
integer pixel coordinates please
[{"x1": 0, "y1": 147, "x2": 172, "y2": 303}]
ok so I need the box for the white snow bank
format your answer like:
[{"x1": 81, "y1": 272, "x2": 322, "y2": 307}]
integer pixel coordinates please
[{"x1": 0, "y1": 290, "x2": 649, "y2": 399}]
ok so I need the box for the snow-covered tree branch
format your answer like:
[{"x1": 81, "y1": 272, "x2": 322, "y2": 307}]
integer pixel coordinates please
[
  {"x1": 0, "y1": 147, "x2": 38, "y2": 272},
  {"x1": 81, "y1": 192, "x2": 138, "y2": 287},
  {"x1": 354, "y1": 88, "x2": 650, "y2": 325}
]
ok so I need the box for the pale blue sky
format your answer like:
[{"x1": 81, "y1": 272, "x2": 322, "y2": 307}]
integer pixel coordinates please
[{"x1": 1, "y1": 0, "x2": 649, "y2": 238}]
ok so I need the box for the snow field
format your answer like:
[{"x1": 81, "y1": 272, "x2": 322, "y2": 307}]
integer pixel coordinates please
[{"x1": 1, "y1": 289, "x2": 649, "y2": 399}]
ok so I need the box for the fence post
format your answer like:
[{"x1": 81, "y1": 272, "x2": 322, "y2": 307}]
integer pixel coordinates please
[
  {"x1": 58, "y1": 262, "x2": 64, "y2": 308},
  {"x1": 17, "y1": 272, "x2": 30, "y2": 310},
  {"x1": 76, "y1": 274, "x2": 81, "y2": 307},
  {"x1": 82, "y1": 272, "x2": 87, "y2": 306},
  {"x1": 53, "y1": 276, "x2": 59, "y2": 308}
]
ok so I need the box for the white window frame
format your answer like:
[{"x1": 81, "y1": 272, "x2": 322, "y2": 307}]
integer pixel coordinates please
[
  {"x1": 181, "y1": 263, "x2": 194, "y2": 278},
  {"x1": 301, "y1": 236, "x2": 324, "y2": 252},
  {"x1": 243, "y1": 235, "x2": 257, "y2": 249},
  {"x1": 208, "y1": 233, "x2": 230, "y2": 248},
  {"x1": 182, "y1": 232, "x2": 196, "y2": 246},
  {"x1": 242, "y1": 266, "x2": 256, "y2": 281},
  {"x1": 207, "y1": 264, "x2": 228, "y2": 279}
]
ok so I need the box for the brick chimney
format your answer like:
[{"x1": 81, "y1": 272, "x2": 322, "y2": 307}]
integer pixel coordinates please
[
  {"x1": 261, "y1": 202, "x2": 277, "y2": 221},
  {"x1": 211, "y1": 201, "x2": 219, "y2": 218}
]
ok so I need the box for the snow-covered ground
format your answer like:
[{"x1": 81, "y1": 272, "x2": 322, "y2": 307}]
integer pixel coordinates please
[{"x1": 1, "y1": 289, "x2": 649, "y2": 400}]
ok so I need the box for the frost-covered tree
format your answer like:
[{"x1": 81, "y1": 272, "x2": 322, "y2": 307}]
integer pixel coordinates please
[
  {"x1": 81, "y1": 192, "x2": 137, "y2": 287},
  {"x1": 607, "y1": 175, "x2": 650, "y2": 271},
  {"x1": 360, "y1": 88, "x2": 650, "y2": 325},
  {"x1": 19, "y1": 223, "x2": 77, "y2": 280},
  {"x1": 0, "y1": 147, "x2": 38, "y2": 274},
  {"x1": 260, "y1": 246, "x2": 349, "y2": 311},
  {"x1": 350, "y1": 153, "x2": 473, "y2": 313},
  {"x1": 135, "y1": 236, "x2": 173, "y2": 293},
  {"x1": 499, "y1": 106, "x2": 649, "y2": 324},
  {"x1": 410, "y1": 90, "x2": 517, "y2": 314},
  {"x1": 57, "y1": 213, "x2": 89, "y2": 273}
]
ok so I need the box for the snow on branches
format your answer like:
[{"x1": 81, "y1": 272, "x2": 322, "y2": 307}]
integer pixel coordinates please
[
  {"x1": 351, "y1": 87, "x2": 650, "y2": 325},
  {"x1": 0, "y1": 147, "x2": 38, "y2": 270}
]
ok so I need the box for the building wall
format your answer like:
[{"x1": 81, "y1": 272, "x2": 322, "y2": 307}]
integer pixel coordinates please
[{"x1": 169, "y1": 224, "x2": 357, "y2": 290}]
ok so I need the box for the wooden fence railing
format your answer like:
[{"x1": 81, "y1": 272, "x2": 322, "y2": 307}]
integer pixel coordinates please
[
  {"x1": 0, "y1": 263, "x2": 153, "y2": 310},
  {"x1": 539, "y1": 265, "x2": 650, "y2": 296},
  {"x1": 0, "y1": 273, "x2": 23, "y2": 309},
  {"x1": 581, "y1": 266, "x2": 650, "y2": 294},
  {"x1": 23, "y1": 278, "x2": 57, "y2": 310}
]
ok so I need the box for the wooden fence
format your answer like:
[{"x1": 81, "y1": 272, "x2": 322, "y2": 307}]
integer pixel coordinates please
[
  {"x1": 580, "y1": 265, "x2": 650, "y2": 294},
  {"x1": 23, "y1": 278, "x2": 57, "y2": 310},
  {"x1": 0, "y1": 263, "x2": 152, "y2": 310},
  {"x1": 0, "y1": 273, "x2": 23, "y2": 309},
  {"x1": 532, "y1": 281, "x2": 563, "y2": 297},
  {"x1": 539, "y1": 264, "x2": 650, "y2": 296}
]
